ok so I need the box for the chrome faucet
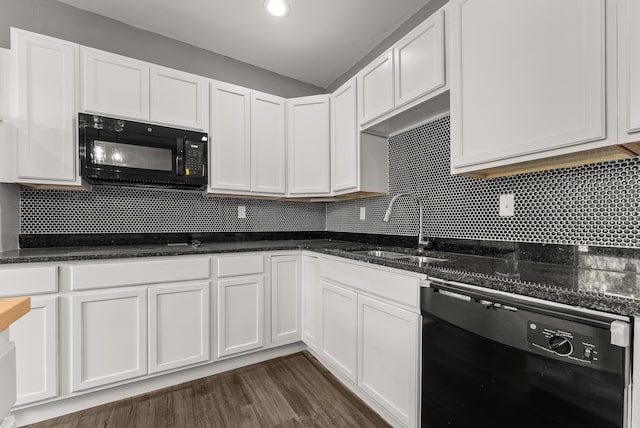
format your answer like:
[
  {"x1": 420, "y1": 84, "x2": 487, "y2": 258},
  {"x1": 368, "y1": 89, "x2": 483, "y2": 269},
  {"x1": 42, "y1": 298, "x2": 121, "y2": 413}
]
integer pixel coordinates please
[{"x1": 383, "y1": 193, "x2": 432, "y2": 251}]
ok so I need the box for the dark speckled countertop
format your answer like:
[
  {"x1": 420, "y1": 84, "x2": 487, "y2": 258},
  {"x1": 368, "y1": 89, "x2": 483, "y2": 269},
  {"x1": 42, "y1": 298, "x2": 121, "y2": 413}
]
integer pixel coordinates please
[{"x1": 2, "y1": 238, "x2": 640, "y2": 317}]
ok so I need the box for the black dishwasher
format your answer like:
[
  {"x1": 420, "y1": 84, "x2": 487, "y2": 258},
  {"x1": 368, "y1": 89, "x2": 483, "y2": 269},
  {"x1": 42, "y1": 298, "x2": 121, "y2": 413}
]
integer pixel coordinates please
[{"x1": 421, "y1": 279, "x2": 632, "y2": 428}]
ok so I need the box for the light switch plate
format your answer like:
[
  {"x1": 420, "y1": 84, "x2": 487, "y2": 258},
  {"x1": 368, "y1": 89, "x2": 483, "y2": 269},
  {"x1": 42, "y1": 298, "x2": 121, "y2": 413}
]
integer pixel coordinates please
[
  {"x1": 237, "y1": 206, "x2": 246, "y2": 219},
  {"x1": 360, "y1": 207, "x2": 366, "y2": 220},
  {"x1": 499, "y1": 194, "x2": 515, "y2": 217}
]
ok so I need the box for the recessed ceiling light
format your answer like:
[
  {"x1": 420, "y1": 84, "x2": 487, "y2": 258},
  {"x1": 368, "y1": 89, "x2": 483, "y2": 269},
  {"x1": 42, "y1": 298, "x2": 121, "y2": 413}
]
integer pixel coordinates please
[{"x1": 264, "y1": 0, "x2": 289, "y2": 17}]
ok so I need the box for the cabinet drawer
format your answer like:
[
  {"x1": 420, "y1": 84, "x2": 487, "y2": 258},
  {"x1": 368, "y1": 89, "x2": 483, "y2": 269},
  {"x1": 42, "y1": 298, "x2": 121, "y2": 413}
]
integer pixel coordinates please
[
  {"x1": 319, "y1": 257, "x2": 421, "y2": 310},
  {"x1": 216, "y1": 254, "x2": 264, "y2": 278},
  {"x1": 62, "y1": 257, "x2": 211, "y2": 291},
  {"x1": 0, "y1": 265, "x2": 58, "y2": 297}
]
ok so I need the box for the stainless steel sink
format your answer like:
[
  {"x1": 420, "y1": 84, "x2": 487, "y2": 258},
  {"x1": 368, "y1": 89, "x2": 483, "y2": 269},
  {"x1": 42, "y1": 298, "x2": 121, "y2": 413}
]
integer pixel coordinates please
[{"x1": 351, "y1": 250, "x2": 447, "y2": 264}]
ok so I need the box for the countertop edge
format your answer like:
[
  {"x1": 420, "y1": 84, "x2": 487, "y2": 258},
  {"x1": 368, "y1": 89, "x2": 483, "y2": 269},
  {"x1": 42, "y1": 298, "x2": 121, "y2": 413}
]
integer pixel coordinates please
[{"x1": 0, "y1": 296, "x2": 31, "y2": 332}]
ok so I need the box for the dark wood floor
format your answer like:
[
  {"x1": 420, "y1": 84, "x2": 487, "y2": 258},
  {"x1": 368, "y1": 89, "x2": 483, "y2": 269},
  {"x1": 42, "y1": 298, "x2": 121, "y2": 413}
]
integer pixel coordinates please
[{"x1": 26, "y1": 352, "x2": 390, "y2": 428}]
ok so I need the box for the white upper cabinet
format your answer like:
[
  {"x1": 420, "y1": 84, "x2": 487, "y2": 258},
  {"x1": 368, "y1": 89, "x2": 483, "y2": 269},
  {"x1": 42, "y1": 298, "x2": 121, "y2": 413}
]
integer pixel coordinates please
[
  {"x1": 394, "y1": 9, "x2": 446, "y2": 108},
  {"x1": 81, "y1": 47, "x2": 150, "y2": 121},
  {"x1": 358, "y1": 51, "x2": 394, "y2": 125},
  {"x1": 450, "y1": 0, "x2": 617, "y2": 177},
  {"x1": 12, "y1": 28, "x2": 80, "y2": 184},
  {"x1": 250, "y1": 92, "x2": 286, "y2": 195},
  {"x1": 209, "y1": 81, "x2": 252, "y2": 192},
  {"x1": 357, "y1": 7, "x2": 447, "y2": 132},
  {"x1": 618, "y1": 0, "x2": 640, "y2": 143},
  {"x1": 150, "y1": 65, "x2": 208, "y2": 130},
  {"x1": 332, "y1": 78, "x2": 359, "y2": 194},
  {"x1": 287, "y1": 95, "x2": 331, "y2": 196},
  {"x1": 209, "y1": 83, "x2": 286, "y2": 196}
]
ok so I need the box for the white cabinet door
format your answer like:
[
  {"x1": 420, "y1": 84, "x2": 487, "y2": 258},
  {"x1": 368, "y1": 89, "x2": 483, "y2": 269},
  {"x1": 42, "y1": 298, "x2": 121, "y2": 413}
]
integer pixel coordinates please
[
  {"x1": 358, "y1": 295, "x2": 420, "y2": 428},
  {"x1": 217, "y1": 277, "x2": 264, "y2": 358},
  {"x1": 319, "y1": 279, "x2": 357, "y2": 383},
  {"x1": 209, "y1": 82, "x2": 251, "y2": 192},
  {"x1": 619, "y1": 0, "x2": 640, "y2": 141},
  {"x1": 12, "y1": 29, "x2": 79, "y2": 184},
  {"x1": 331, "y1": 78, "x2": 359, "y2": 194},
  {"x1": 150, "y1": 65, "x2": 208, "y2": 130},
  {"x1": 301, "y1": 255, "x2": 319, "y2": 350},
  {"x1": 71, "y1": 289, "x2": 147, "y2": 392},
  {"x1": 270, "y1": 256, "x2": 300, "y2": 344},
  {"x1": 81, "y1": 47, "x2": 150, "y2": 121},
  {"x1": 148, "y1": 282, "x2": 210, "y2": 374},
  {"x1": 394, "y1": 9, "x2": 446, "y2": 108},
  {"x1": 10, "y1": 296, "x2": 57, "y2": 406},
  {"x1": 450, "y1": 0, "x2": 608, "y2": 170},
  {"x1": 358, "y1": 50, "x2": 394, "y2": 125},
  {"x1": 251, "y1": 92, "x2": 286, "y2": 195},
  {"x1": 287, "y1": 95, "x2": 330, "y2": 196}
]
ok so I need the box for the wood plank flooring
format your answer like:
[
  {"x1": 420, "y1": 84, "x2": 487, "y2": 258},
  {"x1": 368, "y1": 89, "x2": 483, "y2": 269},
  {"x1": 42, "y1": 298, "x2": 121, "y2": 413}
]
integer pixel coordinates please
[{"x1": 25, "y1": 352, "x2": 391, "y2": 428}]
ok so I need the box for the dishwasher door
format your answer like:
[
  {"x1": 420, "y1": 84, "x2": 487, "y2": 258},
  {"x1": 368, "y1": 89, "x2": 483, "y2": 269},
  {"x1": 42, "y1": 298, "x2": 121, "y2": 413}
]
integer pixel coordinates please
[{"x1": 420, "y1": 284, "x2": 630, "y2": 428}]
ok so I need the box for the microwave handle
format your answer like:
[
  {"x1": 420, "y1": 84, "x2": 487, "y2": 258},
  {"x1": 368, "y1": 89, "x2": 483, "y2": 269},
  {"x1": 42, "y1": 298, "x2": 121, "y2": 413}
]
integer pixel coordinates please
[{"x1": 176, "y1": 138, "x2": 184, "y2": 176}]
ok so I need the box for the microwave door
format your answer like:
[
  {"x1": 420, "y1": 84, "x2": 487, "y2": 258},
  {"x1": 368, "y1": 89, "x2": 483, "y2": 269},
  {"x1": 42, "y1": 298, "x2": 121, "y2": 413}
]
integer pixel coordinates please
[{"x1": 90, "y1": 140, "x2": 175, "y2": 173}]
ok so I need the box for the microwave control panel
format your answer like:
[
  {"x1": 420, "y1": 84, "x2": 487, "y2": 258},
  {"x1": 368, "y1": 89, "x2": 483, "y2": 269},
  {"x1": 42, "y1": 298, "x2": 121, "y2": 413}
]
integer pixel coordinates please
[{"x1": 184, "y1": 141, "x2": 206, "y2": 177}]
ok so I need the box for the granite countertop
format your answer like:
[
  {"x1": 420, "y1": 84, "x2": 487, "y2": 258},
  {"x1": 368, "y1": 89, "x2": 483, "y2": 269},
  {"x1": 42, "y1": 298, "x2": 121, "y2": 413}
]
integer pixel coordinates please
[{"x1": 2, "y1": 239, "x2": 640, "y2": 316}]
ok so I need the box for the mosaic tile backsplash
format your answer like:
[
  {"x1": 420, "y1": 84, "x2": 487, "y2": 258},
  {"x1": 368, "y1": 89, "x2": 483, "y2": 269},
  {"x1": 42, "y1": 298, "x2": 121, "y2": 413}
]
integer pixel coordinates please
[
  {"x1": 326, "y1": 116, "x2": 640, "y2": 248},
  {"x1": 20, "y1": 115, "x2": 640, "y2": 248},
  {"x1": 21, "y1": 187, "x2": 325, "y2": 234}
]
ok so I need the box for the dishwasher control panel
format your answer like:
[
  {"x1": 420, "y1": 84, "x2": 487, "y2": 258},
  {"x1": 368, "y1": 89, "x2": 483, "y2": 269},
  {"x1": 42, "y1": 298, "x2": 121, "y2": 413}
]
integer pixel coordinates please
[{"x1": 527, "y1": 322, "x2": 600, "y2": 365}]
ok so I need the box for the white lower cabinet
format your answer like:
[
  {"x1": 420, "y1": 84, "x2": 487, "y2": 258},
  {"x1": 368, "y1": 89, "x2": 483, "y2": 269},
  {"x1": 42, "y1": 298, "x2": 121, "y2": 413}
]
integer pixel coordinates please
[
  {"x1": 216, "y1": 276, "x2": 264, "y2": 358},
  {"x1": 301, "y1": 255, "x2": 319, "y2": 350},
  {"x1": 148, "y1": 282, "x2": 210, "y2": 374},
  {"x1": 10, "y1": 296, "x2": 58, "y2": 406},
  {"x1": 358, "y1": 295, "x2": 420, "y2": 428},
  {"x1": 319, "y1": 279, "x2": 358, "y2": 383},
  {"x1": 270, "y1": 256, "x2": 301, "y2": 344},
  {"x1": 70, "y1": 289, "x2": 147, "y2": 392}
]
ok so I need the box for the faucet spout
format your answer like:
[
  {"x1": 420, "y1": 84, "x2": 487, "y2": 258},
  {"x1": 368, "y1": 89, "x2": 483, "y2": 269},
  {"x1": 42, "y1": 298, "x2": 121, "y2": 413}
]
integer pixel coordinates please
[{"x1": 383, "y1": 193, "x2": 431, "y2": 250}]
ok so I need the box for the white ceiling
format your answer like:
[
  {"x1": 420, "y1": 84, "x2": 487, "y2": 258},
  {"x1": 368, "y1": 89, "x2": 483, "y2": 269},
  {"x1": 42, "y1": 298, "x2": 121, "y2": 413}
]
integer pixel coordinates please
[{"x1": 56, "y1": 0, "x2": 432, "y2": 88}]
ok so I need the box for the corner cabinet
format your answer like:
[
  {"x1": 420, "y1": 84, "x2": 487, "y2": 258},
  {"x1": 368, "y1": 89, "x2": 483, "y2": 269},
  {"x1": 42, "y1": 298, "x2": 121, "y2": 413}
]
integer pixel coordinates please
[
  {"x1": 11, "y1": 28, "x2": 81, "y2": 185},
  {"x1": 287, "y1": 95, "x2": 331, "y2": 196},
  {"x1": 450, "y1": 0, "x2": 621, "y2": 178},
  {"x1": 331, "y1": 78, "x2": 388, "y2": 197}
]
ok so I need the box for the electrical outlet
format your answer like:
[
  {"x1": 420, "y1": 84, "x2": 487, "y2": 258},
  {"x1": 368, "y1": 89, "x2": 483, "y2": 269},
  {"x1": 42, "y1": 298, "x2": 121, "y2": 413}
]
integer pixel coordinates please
[
  {"x1": 499, "y1": 194, "x2": 515, "y2": 217},
  {"x1": 360, "y1": 207, "x2": 366, "y2": 220},
  {"x1": 237, "y1": 206, "x2": 246, "y2": 219}
]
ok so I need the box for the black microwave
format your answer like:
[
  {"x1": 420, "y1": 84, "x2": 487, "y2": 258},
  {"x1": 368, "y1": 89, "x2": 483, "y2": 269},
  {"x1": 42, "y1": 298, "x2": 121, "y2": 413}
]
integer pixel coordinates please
[{"x1": 79, "y1": 113, "x2": 208, "y2": 190}]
